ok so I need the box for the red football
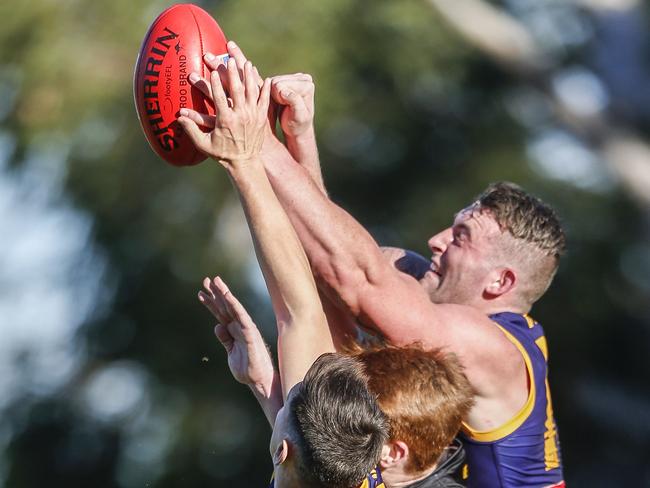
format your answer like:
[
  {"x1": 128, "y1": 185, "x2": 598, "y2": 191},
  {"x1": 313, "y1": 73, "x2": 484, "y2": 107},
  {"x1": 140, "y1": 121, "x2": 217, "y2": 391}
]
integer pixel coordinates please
[{"x1": 134, "y1": 4, "x2": 228, "y2": 166}]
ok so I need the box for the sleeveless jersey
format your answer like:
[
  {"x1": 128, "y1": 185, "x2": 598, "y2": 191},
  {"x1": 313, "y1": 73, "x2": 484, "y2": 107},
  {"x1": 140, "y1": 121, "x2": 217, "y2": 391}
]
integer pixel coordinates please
[{"x1": 459, "y1": 312, "x2": 565, "y2": 488}]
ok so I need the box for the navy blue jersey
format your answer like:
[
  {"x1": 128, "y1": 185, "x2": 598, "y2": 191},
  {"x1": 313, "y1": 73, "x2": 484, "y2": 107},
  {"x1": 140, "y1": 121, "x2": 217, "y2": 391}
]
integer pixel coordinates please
[{"x1": 459, "y1": 313, "x2": 564, "y2": 488}]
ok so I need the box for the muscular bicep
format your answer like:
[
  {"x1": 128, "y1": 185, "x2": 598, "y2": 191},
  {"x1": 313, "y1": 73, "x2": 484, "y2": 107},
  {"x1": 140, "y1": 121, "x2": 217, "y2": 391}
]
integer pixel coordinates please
[{"x1": 351, "y1": 267, "x2": 448, "y2": 345}]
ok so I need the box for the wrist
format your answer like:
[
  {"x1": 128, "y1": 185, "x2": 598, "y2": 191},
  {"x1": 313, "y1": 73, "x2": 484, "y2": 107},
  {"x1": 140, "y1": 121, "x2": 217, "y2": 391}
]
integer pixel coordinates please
[
  {"x1": 248, "y1": 375, "x2": 283, "y2": 426},
  {"x1": 224, "y1": 155, "x2": 263, "y2": 178},
  {"x1": 261, "y1": 137, "x2": 294, "y2": 169},
  {"x1": 262, "y1": 127, "x2": 285, "y2": 154},
  {"x1": 249, "y1": 378, "x2": 274, "y2": 399},
  {"x1": 248, "y1": 370, "x2": 281, "y2": 402}
]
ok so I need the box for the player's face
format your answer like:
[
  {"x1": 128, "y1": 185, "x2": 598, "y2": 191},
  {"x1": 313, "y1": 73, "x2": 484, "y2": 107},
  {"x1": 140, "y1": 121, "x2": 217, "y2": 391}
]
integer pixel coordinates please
[
  {"x1": 420, "y1": 226, "x2": 453, "y2": 297},
  {"x1": 426, "y1": 204, "x2": 502, "y2": 306}
]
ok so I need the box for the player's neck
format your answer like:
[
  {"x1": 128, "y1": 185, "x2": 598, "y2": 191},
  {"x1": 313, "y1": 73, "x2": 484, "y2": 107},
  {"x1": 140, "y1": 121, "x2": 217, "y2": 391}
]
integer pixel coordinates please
[
  {"x1": 381, "y1": 462, "x2": 437, "y2": 487},
  {"x1": 477, "y1": 296, "x2": 528, "y2": 316}
]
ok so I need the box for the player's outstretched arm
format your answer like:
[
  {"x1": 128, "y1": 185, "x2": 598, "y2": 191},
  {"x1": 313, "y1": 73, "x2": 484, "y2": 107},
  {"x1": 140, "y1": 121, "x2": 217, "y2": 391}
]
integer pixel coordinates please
[
  {"x1": 259, "y1": 136, "x2": 432, "y2": 335},
  {"x1": 199, "y1": 275, "x2": 282, "y2": 427},
  {"x1": 178, "y1": 58, "x2": 334, "y2": 398}
]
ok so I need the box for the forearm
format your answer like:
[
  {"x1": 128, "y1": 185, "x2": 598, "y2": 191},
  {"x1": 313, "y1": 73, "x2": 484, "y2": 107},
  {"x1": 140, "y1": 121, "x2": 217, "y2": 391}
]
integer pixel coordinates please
[
  {"x1": 284, "y1": 129, "x2": 327, "y2": 195},
  {"x1": 262, "y1": 137, "x2": 387, "y2": 314},
  {"x1": 227, "y1": 157, "x2": 333, "y2": 395},
  {"x1": 248, "y1": 371, "x2": 284, "y2": 428},
  {"x1": 228, "y1": 158, "x2": 319, "y2": 323}
]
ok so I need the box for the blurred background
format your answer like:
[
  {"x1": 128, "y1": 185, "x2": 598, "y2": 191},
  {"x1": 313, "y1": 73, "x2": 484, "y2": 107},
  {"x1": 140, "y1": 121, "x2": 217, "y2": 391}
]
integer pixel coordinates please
[{"x1": 1, "y1": 0, "x2": 649, "y2": 486}]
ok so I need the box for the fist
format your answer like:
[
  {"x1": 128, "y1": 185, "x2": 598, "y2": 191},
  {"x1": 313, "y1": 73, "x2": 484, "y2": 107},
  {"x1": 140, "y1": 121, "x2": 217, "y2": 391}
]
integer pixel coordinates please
[{"x1": 271, "y1": 73, "x2": 315, "y2": 138}]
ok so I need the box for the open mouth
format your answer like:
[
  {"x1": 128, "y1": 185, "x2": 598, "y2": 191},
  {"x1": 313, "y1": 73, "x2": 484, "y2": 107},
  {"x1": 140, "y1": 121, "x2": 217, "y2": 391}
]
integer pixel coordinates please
[{"x1": 425, "y1": 266, "x2": 442, "y2": 281}]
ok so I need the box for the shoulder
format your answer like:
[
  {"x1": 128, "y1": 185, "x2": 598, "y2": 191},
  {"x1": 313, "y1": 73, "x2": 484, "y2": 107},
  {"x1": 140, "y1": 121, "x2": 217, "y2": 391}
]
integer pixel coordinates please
[
  {"x1": 421, "y1": 304, "x2": 525, "y2": 394},
  {"x1": 347, "y1": 263, "x2": 523, "y2": 376},
  {"x1": 423, "y1": 304, "x2": 521, "y2": 356}
]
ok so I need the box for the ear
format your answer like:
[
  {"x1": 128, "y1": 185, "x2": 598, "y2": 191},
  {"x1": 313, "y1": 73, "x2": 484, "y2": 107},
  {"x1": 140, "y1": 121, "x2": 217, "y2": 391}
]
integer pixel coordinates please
[
  {"x1": 273, "y1": 439, "x2": 290, "y2": 466},
  {"x1": 484, "y1": 268, "x2": 516, "y2": 298},
  {"x1": 379, "y1": 440, "x2": 409, "y2": 469}
]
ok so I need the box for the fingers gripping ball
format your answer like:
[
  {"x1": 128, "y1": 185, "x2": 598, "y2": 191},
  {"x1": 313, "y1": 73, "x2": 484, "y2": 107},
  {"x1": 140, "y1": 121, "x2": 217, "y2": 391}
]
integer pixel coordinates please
[{"x1": 134, "y1": 4, "x2": 229, "y2": 166}]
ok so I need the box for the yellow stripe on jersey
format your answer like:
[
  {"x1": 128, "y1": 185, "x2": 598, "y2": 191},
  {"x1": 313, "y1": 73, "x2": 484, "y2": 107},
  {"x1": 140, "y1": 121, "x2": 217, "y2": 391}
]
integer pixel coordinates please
[
  {"x1": 461, "y1": 324, "x2": 536, "y2": 442},
  {"x1": 523, "y1": 314, "x2": 536, "y2": 329},
  {"x1": 543, "y1": 379, "x2": 560, "y2": 470},
  {"x1": 535, "y1": 335, "x2": 549, "y2": 361},
  {"x1": 358, "y1": 468, "x2": 385, "y2": 488}
]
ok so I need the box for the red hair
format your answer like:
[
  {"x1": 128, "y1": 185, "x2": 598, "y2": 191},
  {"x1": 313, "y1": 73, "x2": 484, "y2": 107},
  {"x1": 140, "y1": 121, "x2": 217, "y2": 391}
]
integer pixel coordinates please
[{"x1": 355, "y1": 345, "x2": 474, "y2": 473}]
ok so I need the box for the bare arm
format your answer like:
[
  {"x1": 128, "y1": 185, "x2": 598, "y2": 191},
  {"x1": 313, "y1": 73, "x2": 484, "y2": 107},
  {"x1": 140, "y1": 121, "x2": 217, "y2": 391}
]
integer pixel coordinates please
[
  {"x1": 285, "y1": 129, "x2": 324, "y2": 193},
  {"x1": 260, "y1": 137, "x2": 421, "y2": 333},
  {"x1": 179, "y1": 58, "x2": 334, "y2": 399},
  {"x1": 229, "y1": 151, "x2": 335, "y2": 397}
]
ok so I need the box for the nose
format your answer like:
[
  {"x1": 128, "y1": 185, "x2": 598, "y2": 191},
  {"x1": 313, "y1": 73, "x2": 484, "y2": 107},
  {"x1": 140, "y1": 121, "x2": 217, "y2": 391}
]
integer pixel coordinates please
[{"x1": 428, "y1": 227, "x2": 453, "y2": 255}]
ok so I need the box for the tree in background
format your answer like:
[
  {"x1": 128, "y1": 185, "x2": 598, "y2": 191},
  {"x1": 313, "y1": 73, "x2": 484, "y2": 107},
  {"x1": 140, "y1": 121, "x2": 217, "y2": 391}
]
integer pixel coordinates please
[{"x1": 0, "y1": 0, "x2": 648, "y2": 486}]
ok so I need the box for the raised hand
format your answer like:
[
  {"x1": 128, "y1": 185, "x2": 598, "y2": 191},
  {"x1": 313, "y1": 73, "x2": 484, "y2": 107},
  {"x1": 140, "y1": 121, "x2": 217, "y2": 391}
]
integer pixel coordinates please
[
  {"x1": 195, "y1": 45, "x2": 317, "y2": 143},
  {"x1": 187, "y1": 41, "x2": 264, "y2": 110},
  {"x1": 177, "y1": 58, "x2": 271, "y2": 166},
  {"x1": 198, "y1": 276, "x2": 275, "y2": 393},
  {"x1": 271, "y1": 73, "x2": 315, "y2": 139},
  {"x1": 268, "y1": 72, "x2": 324, "y2": 192}
]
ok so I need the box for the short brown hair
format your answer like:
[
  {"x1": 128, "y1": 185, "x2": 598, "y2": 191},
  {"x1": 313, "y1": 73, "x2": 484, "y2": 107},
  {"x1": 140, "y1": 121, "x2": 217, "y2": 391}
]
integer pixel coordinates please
[
  {"x1": 355, "y1": 345, "x2": 474, "y2": 474},
  {"x1": 477, "y1": 181, "x2": 566, "y2": 261},
  {"x1": 477, "y1": 181, "x2": 566, "y2": 304},
  {"x1": 289, "y1": 353, "x2": 389, "y2": 488}
]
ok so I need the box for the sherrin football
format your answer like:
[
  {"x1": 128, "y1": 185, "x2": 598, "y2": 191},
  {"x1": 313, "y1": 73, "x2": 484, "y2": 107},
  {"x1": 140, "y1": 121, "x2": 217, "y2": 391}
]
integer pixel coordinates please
[{"x1": 134, "y1": 4, "x2": 228, "y2": 166}]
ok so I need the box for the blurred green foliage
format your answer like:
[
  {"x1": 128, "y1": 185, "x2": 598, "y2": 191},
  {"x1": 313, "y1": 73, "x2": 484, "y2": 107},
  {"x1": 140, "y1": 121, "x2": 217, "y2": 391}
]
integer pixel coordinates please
[{"x1": 2, "y1": 0, "x2": 649, "y2": 486}]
